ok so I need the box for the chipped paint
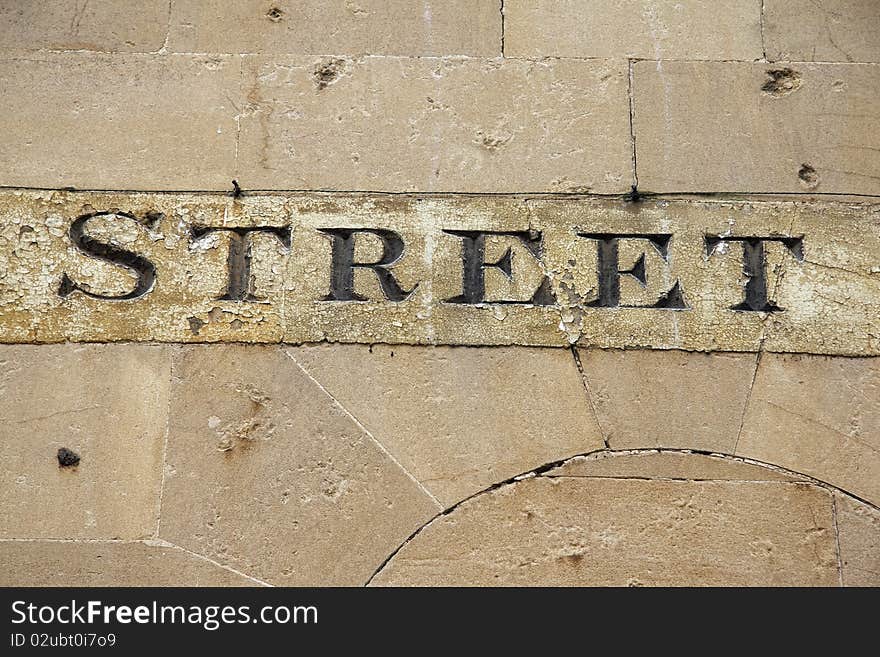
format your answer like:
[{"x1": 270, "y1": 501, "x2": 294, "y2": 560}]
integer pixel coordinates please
[{"x1": 0, "y1": 190, "x2": 878, "y2": 355}]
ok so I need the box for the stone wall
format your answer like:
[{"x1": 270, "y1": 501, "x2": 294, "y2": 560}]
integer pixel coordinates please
[{"x1": 0, "y1": 1, "x2": 877, "y2": 586}]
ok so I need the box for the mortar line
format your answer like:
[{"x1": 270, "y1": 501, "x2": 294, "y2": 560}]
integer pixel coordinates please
[
  {"x1": 2, "y1": 340, "x2": 878, "y2": 359},
  {"x1": 151, "y1": 539, "x2": 273, "y2": 586},
  {"x1": 8, "y1": 49, "x2": 880, "y2": 65},
  {"x1": 733, "y1": 350, "x2": 762, "y2": 455},
  {"x1": 570, "y1": 346, "x2": 610, "y2": 449},
  {"x1": 284, "y1": 350, "x2": 444, "y2": 510},
  {"x1": 153, "y1": 345, "x2": 176, "y2": 539},
  {"x1": 627, "y1": 58, "x2": 638, "y2": 189},
  {"x1": 500, "y1": 1, "x2": 505, "y2": 57},
  {"x1": 760, "y1": 0, "x2": 767, "y2": 61},
  {"x1": 3, "y1": 185, "x2": 878, "y2": 200},
  {"x1": 831, "y1": 494, "x2": 844, "y2": 586},
  {"x1": 159, "y1": 0, "x2": 172, "y2": 53},
  {"x1": 232, "y1": 55, "x2": 244, "y2": 179},
  {"x1": 367, "y1": 446, "x2": 880, "y2": 584}
]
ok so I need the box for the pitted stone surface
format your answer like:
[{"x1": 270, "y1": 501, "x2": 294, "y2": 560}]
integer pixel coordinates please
[
  {"x1": 159, "y1": 345, "x2": 439, "y2": 585},
  {"x1": 236, "y1": 56, "x2": 630, "y2": 193},
  {"x1": 372, "y1": 476, "x2": 842, "y2": 586},
  {"x1": 634, "y1": 62, "x2": 880, "y2": 195},
  {"x1": 290, "y1": 343, "x2": 604, "y2": 506},
  {"x1": 168, "y1": 1, "x2": 501, "y2": 56}
]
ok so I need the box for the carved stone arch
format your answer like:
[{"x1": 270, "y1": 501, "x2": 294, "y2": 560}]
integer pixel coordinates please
[{"x1": 370, "y1": 450, "x2": 880, "y2": 586}]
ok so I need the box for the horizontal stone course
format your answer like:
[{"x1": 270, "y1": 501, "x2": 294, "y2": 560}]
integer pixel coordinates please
[
  {"x1": 0, "y1": 53, "x2": 630, "y2": 193},
  {"x1": 0, "y1": 191, "x2": 877, "y2": 355}
]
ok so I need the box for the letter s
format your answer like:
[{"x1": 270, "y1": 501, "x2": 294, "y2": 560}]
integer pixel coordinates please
[{"x1": 58, "y1": 211, "x2": 157, "y2": 301}]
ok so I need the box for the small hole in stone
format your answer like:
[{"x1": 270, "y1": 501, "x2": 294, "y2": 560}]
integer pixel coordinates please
[
  {"x1": 798, "y1": 163, "x2": 819, "y2": 189},
  {"x1": 266, "y1": 6, "x2": 284, "y2": 21},
  {"x1": 761, "y1": 68, "x2": 802, "y2": 97},
  {"x1": 312, "y1": 58, "x2": 345, "y2": 90},
  {"x1": 57, "y1": 447, "x2": 80, "y2": 468}
]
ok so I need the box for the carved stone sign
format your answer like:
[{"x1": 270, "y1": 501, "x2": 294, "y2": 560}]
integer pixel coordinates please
[{"x1": 1, "y1": 191, "x2": 877, "y2": 354}]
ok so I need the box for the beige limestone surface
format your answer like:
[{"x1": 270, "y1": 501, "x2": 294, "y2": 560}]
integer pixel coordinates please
[
  {"x1": 290, "y1": 344, "x2": 605, "y2": 506},
  {"x1": 835, "y1": 493, "x2": 880, "y2": 586},
  {"x1": 765, "y1": 0, "x2": 880, "y2": 63},
  {"x1": 0, "y1": 541, "x2": 258, "y2": 587},
  {"x1": 236, "y1": 56, "x2": 630, "y2": 193},
  {"x1": 159, "y1": 345, "x2": 440, "y2": 585},
  {"x1": 1, "y1": 191, "x2": 877, "y2": 355},
  {"x1": 0, "y1": 54, "x2": 239, "y2": 191},
  {"x1": 504, "y1": 0, "x2": 762, "y2": 60},
  {"x1": 634, "y1": 61, "x2": 880, "y2": 195},
  {"x1": 0, "y1": 1, "x2": 169, "y2": 52},
  {"x1": 372, "y1": 476, "x2": 841, "y2": 586},
  {"x1": 168, "y1": 1, "x2": 501, "y2": 56},
  {"x1": 576, "y1": 350, "x2": 757, "y2": 452},
  {"x1": 737, "y1": 354, "x2": 880, "y2": 506},
  {"x1": 1, "y1": 0, "x2": 879, "y2": 590},
  {"x1": 548, "y1": 451, "x2": 800, "y2": 482},
  {"x1": 0, "y1": 345, "x2": 169, "y2": 540}
]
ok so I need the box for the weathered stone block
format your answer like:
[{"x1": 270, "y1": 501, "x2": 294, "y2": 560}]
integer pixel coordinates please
[
  {"x1": 576, "y1": 350, "x2": 757, "y2": 452},
  {"x1": 0, "y1": 1, "x2": 169, "y2": 52},
  {"x1": 737, "y1": 354, "x2": 880, "y2": 506},
  {"x1": 159, "y1": 345, "x2": 440, "y2": 585},
  {"x1": 290, "y1": 344, "x2": 604, "y2": 506},
  {"x1": 0, "y1": 345, "x2": 170, "y2": 539},
  {"x1": 634, "y1": 61, "x2": 880, "y2": 195},
  {"x1": 372, "y1": 477, "x2": 840, "y2": 586},
  {"x1": 236, "y1": 56, "x2": 630, "y2": 193},
  {"x1": 765, "y1": 0, "x2": 880, "y2": 63},
  {"x1": 1, "y1": 192, "x2": 878, "y2": 356},
  {"x1": 505, "y1": 0, "x2": 762, "y2": 60},
  {"x1": 0, "y1": 54, "x2": 239, "y2": 190},
  {"x1": 169, "y1": 1, "x2": 501, "y2": 56}
]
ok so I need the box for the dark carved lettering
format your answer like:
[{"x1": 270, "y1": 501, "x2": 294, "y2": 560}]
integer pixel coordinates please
[
  {"x1": 443, "y1": 230, "x2": 555, "y2": 305},
  {"x1": 705, "y1": 235, "x2": 804, "y2": 311},
  {"x1": 577, "y1": 233, "x2": 687, "y2": 309},
  {"x1": 190, "y1": 225, "x2": 292, "y2": 301},
  {"x1": 319, "y1": 228, "x2": 416, "y2": 302},
  {"x1": 58, "y1": 211, "x2": 157, "y2": 301}
]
